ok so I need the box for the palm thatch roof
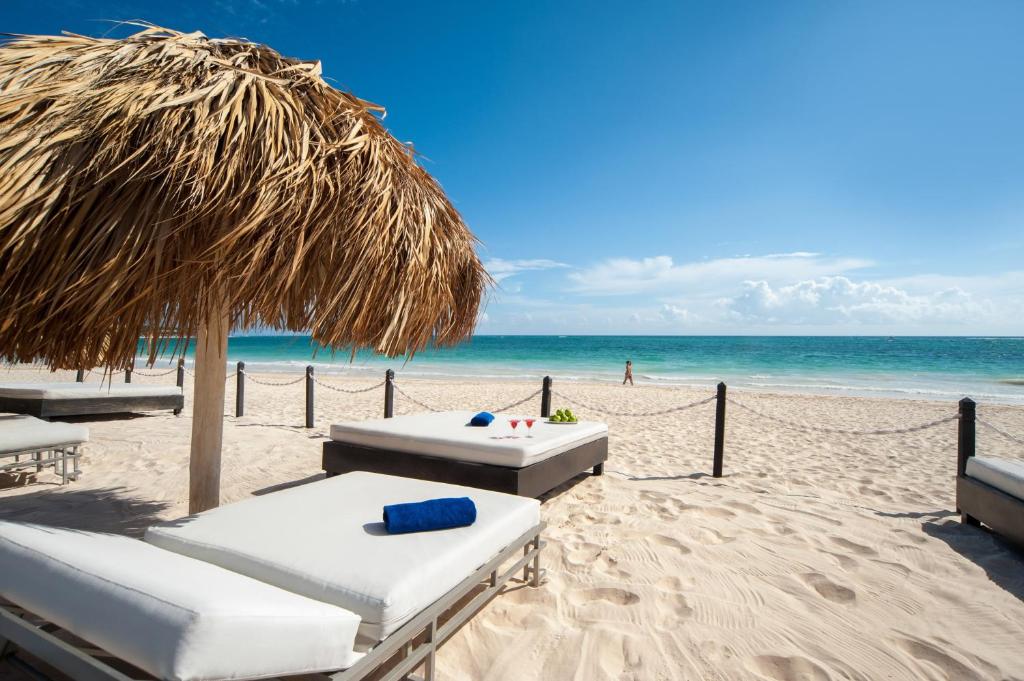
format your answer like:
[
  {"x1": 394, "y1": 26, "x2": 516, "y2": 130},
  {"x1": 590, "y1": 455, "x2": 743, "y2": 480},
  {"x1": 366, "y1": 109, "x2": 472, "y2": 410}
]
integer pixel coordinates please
[{"x1": 0, "y1": 25, "x2": 488, "y2": 370}]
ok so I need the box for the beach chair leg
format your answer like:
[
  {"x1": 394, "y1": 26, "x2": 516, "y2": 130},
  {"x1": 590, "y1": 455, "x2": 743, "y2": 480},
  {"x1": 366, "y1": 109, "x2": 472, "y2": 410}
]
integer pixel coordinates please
[
  {"x1": 531, "y1": 536, "x2": 541, "y2": 587},
  {"x1": 423, "y1": 620, "x2": 437, "y2": 681},
  {"x1": 961, "y1": 512, "x2": 981, "y2": 527},
  {"x1": 593, "y1": 463, "x2": 604, "y2": 476},
  {"x1": 34, "y1": 451, "x2": 42, "y2": 474},
  {"x1": 523, "y1": 545, "x2": 530, "y2": 582},
  {"x1": 72, "y1": 447, "x2": 81, "y2": 481}
]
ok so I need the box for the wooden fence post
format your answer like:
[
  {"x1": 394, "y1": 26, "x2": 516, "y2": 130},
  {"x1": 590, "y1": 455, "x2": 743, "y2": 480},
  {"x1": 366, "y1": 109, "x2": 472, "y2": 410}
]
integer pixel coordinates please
[
  {"x1": 713, "y1": 382, "x2": 727, "y2": 478},
  {"x1": 305, "y1": 365, "x2": 314, "y2": 428},
  {"x1": 235, "y1": 361, "x2": 245, "y2": 417},
  {"x1": 75, "y1": 369, "x2": 84, "y2": 383},
  {"x1": 541, "y1": 376, "x2": 552, "y2": 418},
  {"x1": 176, "y1": 358, "x2": 185, "y2": 388},
  {"x1": 957, "y1": 397, "x2": 976, "y2": 478},
  {"x1": 384, "y1": 369, "x2": 395, "y2": 418}
]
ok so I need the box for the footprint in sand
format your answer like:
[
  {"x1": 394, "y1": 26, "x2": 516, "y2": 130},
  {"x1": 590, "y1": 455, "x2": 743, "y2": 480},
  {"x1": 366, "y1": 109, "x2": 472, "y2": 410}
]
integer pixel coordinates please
[
  {"x1": 725, "y1": 500, "x2": 762, "y2": 515},
  {"x1": 651, "y1": 534, "x2": 693, "y2": 554},
  {"x1": 568, "y1": 587, "x2": 641, "y2": 606},
  {"x1": 656, "y1": 575, "x2": 695, "y2": 592},
  {"x1": 701, "y1": 506, "x2": 737, "y2": 519},
  {"x1": 829, "y1": 536, "x2": 877, "y2": 556},
  {"x1": 800, "y1": 572, "x2": 856, "y2": 604},
  {"x1": 894, "y1": 637, "x2": 987, "y2": 681},
  {"x1": 683, "y1": 526, "x2": 734, "y2": 545},
  {"x1": 748, "y1": 655, "x2": 832, "y2": 681},
  {"x1": 565, "y1": 542, "x2": 605, "y2": 567}
]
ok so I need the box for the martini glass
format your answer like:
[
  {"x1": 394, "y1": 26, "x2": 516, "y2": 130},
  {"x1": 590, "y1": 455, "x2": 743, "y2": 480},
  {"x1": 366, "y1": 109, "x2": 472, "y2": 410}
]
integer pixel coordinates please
[
  {"x1": 524, "y1": 418, "x2": 536, "y2": 437},
  {"x1": 509, "y1": 418, "x2": 520, "y2": 437}
]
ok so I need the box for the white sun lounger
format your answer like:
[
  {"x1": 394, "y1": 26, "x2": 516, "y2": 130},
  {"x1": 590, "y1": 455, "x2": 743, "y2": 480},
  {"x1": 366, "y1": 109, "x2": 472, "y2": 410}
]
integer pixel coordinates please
[
  {"x1": 324, "y1": 410, "x2": 609, "y2": 497},
  {"x1": 0, "y1": 413, "x2": 87, "y2": 484},
  {"x1": 0, "y1": 382, "x2": 184, "y2": 418},
  {"x1": 146, "y1": 471, "x2": 542, "y2": 640},
  {"x1": 0, "y1": 473, "x2": 545, "y2": 681}
]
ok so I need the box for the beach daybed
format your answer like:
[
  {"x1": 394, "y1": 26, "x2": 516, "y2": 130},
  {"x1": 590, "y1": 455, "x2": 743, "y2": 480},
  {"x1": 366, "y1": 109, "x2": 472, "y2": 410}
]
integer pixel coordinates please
[
  {"x1": 957, "y1": 453, "x2": 1024, "y2": 547},
  {"x1": 0, "y1": 413, "x2": 86, "y2": 484},
  {"x1": 0, "y1": 382, "x2": 184, "y2": 418},
  {"x1": 323, "y1": 410, "x2": 609, "y2": 498},
  {"x1": 0, "y1": 471, "x2": 544, "y2": 681}
]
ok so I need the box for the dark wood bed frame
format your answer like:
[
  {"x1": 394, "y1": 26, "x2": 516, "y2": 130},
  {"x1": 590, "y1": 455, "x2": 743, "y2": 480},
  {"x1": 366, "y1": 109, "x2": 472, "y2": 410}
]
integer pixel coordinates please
[
  {"x1": 323, "y1": 436, "x2": 607, "y2": 498},
  {"x1": 0, "y1": 394, "x2": 184, "y2": 419},
  {"x1": 956, "y1": 397, "x2": 1024, "y2": 547}
]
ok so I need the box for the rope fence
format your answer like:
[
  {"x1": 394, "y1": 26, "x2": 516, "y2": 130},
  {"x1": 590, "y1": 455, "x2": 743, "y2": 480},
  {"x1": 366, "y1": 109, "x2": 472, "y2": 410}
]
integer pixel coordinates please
[
  {"x1": 553, "y1": 390, "x2": 716, "y2": 418},
  {"x1": 977, "y1": 417, "x2": 1024, "y2": 447},
  {"x1": 6, "y1": 360, "x2": 1020, "y2": 479},
  {"x1": 725, "y1": 396, "x2": 959, "y2": 436}
]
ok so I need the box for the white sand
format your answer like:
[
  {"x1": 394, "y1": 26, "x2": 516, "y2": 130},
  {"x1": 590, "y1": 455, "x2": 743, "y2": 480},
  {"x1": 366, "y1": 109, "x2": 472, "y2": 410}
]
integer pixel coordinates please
[{"x1": 2, "y1": 367, "x2": 1023, "y2": 680}]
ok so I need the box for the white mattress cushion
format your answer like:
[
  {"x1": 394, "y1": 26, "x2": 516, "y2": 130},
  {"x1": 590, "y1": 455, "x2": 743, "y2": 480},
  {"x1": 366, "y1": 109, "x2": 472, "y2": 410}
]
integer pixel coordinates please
[
  {"x1": 145, "y1": 472, "x2": 541, "y2": 640},
  {"x1": 966, "y1": 456, "x2": 1024, "y2": 501},
  {"x1": 0, "y1": 520, "x2": 362, "y2": 681},
  {"x1": 329, "y1": 410, "x2": 607, "y2": 468},
  {"x1": 0, "y1": 413, "x2": 88, "y2": 454},
  {"x1": 0, "y1": 382, "x2": 181, "y2": 400}
]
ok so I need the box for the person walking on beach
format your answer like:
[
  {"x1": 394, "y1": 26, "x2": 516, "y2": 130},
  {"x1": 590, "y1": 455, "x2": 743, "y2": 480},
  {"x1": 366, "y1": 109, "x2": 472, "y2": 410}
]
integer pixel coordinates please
[{"x1": 623, "y1": 360, "x2": 634, "y2": 386}]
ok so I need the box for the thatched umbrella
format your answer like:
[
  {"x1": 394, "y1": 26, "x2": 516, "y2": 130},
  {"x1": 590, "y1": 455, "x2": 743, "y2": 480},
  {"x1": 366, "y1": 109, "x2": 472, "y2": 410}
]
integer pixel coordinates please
[{"x1": 0, "y1": 26, "x2": 488, "y2": 512}]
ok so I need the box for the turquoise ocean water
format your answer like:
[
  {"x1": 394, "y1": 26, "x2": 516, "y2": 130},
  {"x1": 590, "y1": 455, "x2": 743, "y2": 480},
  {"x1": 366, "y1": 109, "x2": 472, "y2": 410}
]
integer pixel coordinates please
[{"x1": 146, "y1": 336, "x2": 1024, "y2": 405}]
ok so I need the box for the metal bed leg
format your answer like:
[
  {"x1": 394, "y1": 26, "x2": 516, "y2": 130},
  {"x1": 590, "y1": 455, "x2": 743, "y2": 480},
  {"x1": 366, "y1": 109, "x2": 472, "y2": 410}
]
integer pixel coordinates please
[
  {"x1": 34, "y1": 452, "x2": 42, "y2": 474},
  {"x1": 523, "y1": 545, "x2": 530, "y2": 582},
  {"x1": 423, "y1": 620, "x2": 437, "y2": 681},
  {"x1": 531, "y1": 536, "x2": 541, "y2": 587},
  {"x1": 60, "y1": 449, "x2": 68, "y2": 485},
  {"x1": 72, "y1": 446, "x2": 81, "y2": 481}
]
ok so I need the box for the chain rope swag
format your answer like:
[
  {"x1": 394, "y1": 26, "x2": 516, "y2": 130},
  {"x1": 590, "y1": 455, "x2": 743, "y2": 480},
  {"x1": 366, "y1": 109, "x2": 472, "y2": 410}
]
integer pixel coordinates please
[
  {"x1": 241, "y1": 372, "x2": 304, "y2": 387},
  {"x1": 552, "y1": 390, "x2": 716, "y2": 417},
  {"x1": 392, "y1": 382, "x2": 543, "y2": 414},
  {"x1": 726, "y1": 396, "x2": 959, "y2": 435},
  {"x1": 129, "y1": 367, "x2": 179, "y2": 377},
  {"x1": 977, "y1": 417, "x2": 1024, "y2": 446},
  {"x1": 183, "y1": 367, "x2": 237, "y2": 381},
  {"x1": 313, "y1": 377, "x2": 387, "y2": 394},
  {"x1": 391, "y1": 382, "x2": 440, "y2": 412}
]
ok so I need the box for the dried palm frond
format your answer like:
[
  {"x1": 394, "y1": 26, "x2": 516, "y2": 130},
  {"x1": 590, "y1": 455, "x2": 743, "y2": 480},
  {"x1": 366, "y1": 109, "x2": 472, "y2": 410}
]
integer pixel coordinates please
[{"x1": 0, "y1": 25, "x2": 489, "y2": 370}]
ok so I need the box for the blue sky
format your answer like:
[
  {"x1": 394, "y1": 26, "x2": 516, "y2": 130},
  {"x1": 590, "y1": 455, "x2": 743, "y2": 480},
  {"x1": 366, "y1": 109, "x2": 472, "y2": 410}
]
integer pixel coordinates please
[{"x1": 4, "y1": 1, "x2": 1023, "y2": 335}]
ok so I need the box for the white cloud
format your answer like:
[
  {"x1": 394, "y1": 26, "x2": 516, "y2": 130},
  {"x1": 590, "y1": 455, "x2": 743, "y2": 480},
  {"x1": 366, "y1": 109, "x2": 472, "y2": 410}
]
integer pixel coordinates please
[
  {"x1": 660, "y1": 304, "x2": 690, "y2": 322},
  {"x1": 727, "y1": 276, "x2": 992, "y2": 325},
  {"x1": 568, "y1": 252, "x2": 872, "y2": 296},
  {"x1": 484, "y1": 258, "x2": 570, "y2": 283}
]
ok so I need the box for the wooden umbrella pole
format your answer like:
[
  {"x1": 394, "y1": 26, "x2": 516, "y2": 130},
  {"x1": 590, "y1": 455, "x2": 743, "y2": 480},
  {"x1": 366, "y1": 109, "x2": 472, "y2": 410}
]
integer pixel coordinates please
[{"x1": 189, "y1": 297, "x2": 230, "y2": 514}]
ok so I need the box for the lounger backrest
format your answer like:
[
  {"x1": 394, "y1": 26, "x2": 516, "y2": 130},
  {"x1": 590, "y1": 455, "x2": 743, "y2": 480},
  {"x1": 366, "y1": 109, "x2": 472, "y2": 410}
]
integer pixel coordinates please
[{"x1": 0, "y1": 521, "x2": 363, "y2": 681}]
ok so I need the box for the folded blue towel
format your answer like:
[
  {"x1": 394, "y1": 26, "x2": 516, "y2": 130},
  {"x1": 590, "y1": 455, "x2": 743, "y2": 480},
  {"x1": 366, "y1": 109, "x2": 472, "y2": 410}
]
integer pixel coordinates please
[
  {"x1": 383, "y1": 497, "x2": 477, "y2": 534},
  {"x1": 469, "y1": 411, "x2": 494, "y2": 426}
]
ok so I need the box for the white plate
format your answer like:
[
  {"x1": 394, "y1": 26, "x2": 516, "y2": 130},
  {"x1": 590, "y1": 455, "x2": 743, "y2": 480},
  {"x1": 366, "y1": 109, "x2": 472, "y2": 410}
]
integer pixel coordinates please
[{"x1": 546, "y1": 420, "x2": 579, "y2": 425}]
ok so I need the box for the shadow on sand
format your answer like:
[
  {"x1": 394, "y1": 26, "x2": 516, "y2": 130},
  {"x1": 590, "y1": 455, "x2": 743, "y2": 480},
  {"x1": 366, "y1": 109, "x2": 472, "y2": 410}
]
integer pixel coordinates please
[
  {"x1": 923, "y1": 518, "x2": 1024, "y2": 602},
  {"x1": 252, "y1": 473, "x2": 326, "y2": 496},
  {"x1": 0, "y1": 487, "x2": 173, "y2": 537}
]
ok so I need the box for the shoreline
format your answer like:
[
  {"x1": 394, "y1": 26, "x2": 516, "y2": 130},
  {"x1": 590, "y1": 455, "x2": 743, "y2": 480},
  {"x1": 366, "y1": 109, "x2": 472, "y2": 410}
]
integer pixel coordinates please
[{"x1": 4, "y1": 363, "x2": 1023, "y2": 407}]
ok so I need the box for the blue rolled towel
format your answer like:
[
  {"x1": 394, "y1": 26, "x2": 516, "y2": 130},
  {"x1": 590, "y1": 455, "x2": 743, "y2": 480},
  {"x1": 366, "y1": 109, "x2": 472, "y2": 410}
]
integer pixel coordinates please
[
  {"x1": 383, "y1": 497, "x2": 477, "y2": 534},
  {"x1": 469, "y1": 411, "x2": 494, "y2": 426}
]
